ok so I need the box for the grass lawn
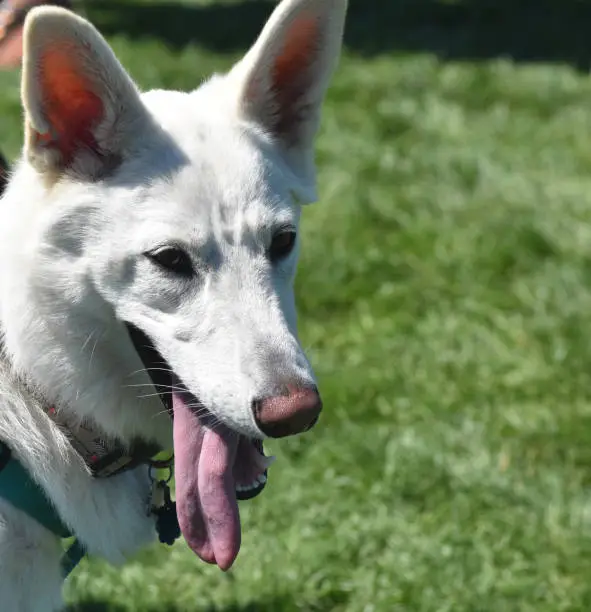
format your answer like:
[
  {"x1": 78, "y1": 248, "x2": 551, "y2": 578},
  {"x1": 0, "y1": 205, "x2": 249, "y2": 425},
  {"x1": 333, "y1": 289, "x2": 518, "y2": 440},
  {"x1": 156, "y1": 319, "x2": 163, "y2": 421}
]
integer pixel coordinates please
[{"x1": 4, "y1": 0, "x2": 591, "y2": 610}]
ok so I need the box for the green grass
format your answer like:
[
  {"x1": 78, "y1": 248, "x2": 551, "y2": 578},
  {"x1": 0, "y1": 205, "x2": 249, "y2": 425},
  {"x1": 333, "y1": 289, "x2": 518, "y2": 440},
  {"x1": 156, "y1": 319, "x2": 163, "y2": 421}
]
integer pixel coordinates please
[{"x1": 4, "y1": 0, "x2": 591, "y2": 609}]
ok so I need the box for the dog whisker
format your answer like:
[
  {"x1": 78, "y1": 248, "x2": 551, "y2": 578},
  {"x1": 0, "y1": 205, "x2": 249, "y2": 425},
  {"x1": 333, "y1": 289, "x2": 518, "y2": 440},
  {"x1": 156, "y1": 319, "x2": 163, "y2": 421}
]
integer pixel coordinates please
[
  {"x1": 136, "y1": 390, "x2": 186, "y2": 399},
  {"x1": 125, "y1": 383, "x2": 187, "y2": 392},
  {"x1": 80, "y1": 330, "x2": 96, "y2": 353},
  {"x1": 125, "y1": 366, "x2": 175, "y2": 378}
]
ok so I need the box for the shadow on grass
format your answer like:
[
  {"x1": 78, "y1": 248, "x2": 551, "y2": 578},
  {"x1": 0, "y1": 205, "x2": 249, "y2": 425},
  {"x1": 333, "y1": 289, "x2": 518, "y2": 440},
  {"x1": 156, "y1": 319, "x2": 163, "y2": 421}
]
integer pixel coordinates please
[
  {"x1": 83, "y1": 0, "x2": 591, "y2": 71},
  {"x1": 66, "y1": 592, "x2": 347, "y2": 611},
  {"x1": 65, "y1": 601, "x2": 266, "y2": 612}
]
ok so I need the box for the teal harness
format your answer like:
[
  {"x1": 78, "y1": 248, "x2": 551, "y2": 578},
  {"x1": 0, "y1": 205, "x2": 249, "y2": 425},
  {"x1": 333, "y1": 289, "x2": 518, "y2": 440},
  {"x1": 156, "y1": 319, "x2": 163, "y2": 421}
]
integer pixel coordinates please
[
  {"x1": 0, "y1": 433, "x2": 178, "y2": 580},
  {"x1": 0, "y1": 323, "x2": 180, "y2": 580},
  {"x1": 0, "y1": 440, "x2": 86, "y2": 577}
]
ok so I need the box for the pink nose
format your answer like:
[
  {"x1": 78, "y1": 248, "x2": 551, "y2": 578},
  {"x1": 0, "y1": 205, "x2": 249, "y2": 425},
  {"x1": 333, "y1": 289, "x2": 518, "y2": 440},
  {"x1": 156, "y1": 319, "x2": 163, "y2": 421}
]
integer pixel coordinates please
[{"x1": 252, "y1": 385, "x2": 323, "y2": 438}]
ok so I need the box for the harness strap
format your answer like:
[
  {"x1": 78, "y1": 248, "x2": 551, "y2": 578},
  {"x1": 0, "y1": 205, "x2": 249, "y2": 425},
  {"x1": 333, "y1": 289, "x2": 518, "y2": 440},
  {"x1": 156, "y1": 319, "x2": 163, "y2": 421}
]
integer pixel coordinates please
[
  {"x1": 0, "y1": 440, "x2": 85, "y2": 576},
  {"x1": 0, "y1": 440, "x2": 174, "y2": 578},
  {"x1": 0, "y1": 441, "x2": 71, "y2": 538},
  {"x1": 0, "y1": 321, "x2": 176, "y2": 579},
  {"x1": 61, "y1": 539, "x2": 86, "y2": 577}
]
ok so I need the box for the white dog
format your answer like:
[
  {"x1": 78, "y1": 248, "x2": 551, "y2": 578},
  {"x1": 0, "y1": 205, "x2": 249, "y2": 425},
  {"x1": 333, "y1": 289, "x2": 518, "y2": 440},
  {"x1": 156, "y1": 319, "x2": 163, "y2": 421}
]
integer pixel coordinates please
[{"x1": 0, "y1": 0, "x2": 347, "y2": 609}]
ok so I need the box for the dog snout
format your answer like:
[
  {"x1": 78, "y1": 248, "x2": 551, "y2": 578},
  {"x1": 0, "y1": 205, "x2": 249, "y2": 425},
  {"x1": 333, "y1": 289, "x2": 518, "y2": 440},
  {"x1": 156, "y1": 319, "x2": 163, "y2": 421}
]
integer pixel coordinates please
[{"x1": 252, "y1": 385, "x2": 322, "y2": 438}]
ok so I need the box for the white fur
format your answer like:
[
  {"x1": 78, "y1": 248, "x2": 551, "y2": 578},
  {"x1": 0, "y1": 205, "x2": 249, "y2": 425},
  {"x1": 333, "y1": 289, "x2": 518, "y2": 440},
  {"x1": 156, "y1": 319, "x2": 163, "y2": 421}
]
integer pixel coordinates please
[{"x1": 0, "y1": 0, "x2": 347, "y2": 609}]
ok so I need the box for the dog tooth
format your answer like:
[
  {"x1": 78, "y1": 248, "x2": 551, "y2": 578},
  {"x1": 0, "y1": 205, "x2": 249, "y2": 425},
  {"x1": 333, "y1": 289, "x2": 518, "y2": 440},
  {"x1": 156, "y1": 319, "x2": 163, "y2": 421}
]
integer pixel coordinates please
[{"x1": 260, "y1": 455, "x2": 276, "y2": 469}]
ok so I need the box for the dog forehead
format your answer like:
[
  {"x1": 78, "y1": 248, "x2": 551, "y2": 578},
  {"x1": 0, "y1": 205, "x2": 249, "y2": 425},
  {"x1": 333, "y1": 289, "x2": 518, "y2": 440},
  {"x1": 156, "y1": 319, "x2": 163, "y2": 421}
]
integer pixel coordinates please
[
  {"x1": 152, "y1": 167, "x2": 284, "y2": 241},
  {"x1": 136, "y1": 88, "x2": 296, "y2": 232},
  {"x1": 142, "y1": 86, "x2": 269, "y2": 183}
]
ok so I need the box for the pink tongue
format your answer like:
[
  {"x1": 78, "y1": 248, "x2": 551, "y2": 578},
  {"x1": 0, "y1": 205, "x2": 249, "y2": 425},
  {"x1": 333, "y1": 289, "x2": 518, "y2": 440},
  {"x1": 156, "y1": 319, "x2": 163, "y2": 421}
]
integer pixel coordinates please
[{"x1": 172, "y1": 392, "x2": 240, "y2": 571}]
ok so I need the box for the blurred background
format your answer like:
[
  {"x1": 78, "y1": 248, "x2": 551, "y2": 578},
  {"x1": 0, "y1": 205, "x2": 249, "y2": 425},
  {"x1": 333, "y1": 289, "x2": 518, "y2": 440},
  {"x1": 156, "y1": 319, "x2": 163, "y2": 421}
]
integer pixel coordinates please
[{"x1": 4, "y1": 0, "x2": 591, "y2": 610}]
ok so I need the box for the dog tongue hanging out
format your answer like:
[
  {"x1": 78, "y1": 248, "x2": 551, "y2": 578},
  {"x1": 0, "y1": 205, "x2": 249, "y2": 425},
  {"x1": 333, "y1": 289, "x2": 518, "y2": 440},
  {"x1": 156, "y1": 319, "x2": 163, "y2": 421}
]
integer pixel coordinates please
[{"x1": 0, "y1": 0, "x2": 347, "y2": 608}]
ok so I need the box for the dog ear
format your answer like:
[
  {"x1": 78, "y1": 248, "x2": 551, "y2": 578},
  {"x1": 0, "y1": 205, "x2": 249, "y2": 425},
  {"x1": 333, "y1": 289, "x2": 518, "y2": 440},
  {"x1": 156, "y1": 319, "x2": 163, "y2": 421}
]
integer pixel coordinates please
[
  {"x1": 230, "y1": 0, "x2": 347, "y2": 196},
  {"x1": 21, "y1": 7, "x2": 150, "y2": 179}
]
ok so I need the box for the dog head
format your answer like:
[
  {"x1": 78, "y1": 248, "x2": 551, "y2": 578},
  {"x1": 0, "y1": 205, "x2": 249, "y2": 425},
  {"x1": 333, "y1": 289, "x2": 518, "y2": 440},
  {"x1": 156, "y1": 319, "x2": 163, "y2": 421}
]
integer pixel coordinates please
[{"x1": 0, "y1": 0, "x2": 347, "y2": 569}]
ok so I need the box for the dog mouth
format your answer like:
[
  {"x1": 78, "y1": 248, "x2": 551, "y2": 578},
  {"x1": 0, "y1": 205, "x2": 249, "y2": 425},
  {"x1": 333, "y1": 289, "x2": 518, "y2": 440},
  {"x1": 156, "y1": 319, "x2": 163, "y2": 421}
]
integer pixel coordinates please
[{"x1": 125, "y1": 323, "x2": 272, "y2": 570}]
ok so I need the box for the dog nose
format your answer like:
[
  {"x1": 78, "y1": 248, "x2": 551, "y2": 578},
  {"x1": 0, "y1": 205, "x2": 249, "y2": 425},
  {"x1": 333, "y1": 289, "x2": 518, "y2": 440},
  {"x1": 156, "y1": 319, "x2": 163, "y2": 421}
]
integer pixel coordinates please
[{"x1": 252, "y1": 385, "x2": 322, "y2": 438}]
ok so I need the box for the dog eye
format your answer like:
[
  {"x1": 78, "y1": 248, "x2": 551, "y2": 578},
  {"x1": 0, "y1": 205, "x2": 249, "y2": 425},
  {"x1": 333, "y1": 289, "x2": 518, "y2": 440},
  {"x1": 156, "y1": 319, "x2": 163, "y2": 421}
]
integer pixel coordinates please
[
  {"x1": 269, "y1": 231, "x2": 296, "y2": 262},
  {"x1": 145, "y1": 246, "x2": 194, "y2": 276}
]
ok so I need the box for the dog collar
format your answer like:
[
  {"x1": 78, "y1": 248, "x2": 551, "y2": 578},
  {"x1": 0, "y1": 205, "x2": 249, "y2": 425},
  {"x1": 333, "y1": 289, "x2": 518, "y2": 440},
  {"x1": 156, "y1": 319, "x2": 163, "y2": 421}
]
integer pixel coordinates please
[
  {"x1": 43, "y1": 403, "x2": 168, "y2": 479},
  {"x1": 20, "y1": 320, "x2": 176, "y2": 480}
]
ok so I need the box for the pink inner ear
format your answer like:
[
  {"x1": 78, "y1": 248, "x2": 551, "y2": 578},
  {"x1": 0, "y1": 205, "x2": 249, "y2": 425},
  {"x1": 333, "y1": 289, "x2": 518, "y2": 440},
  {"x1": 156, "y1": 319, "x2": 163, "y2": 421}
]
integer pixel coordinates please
[
  {"x1": 36, "y1": 43, "x2": 104, "y2": 166},
  {"x1": 271, "y1": 15, "x2": 321, "y2": 142}
]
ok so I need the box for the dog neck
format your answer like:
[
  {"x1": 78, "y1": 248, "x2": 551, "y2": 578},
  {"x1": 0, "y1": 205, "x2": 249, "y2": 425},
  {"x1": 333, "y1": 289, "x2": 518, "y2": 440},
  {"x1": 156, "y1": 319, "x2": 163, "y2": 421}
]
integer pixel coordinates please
[
  {"x1": 13, "y1": 359, "x2": 169, "y2": 480},
  {"x1": 0, "y1": 320, "x2": 173, "y2": 479}
]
